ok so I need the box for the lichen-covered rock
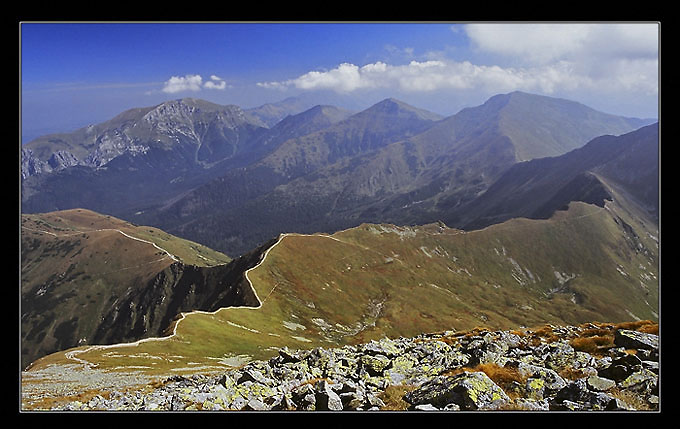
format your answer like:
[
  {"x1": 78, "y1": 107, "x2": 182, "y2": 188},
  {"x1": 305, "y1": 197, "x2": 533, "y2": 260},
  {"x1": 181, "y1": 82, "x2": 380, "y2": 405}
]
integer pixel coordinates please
[
  {"x1": 525, "y1": 377, "x2": 546, "y2": 400},
  {"x1": 360, "y1": 354, "x2": 392, "y2": 376},
  {"x1": 514, "y1": 398, "x2": 550, "y2": 411},
  {"x1": 48, "y1": 323, "x2": 659, "y2": 412},
  {"x1": 620, "y1": 369, "x2": 657, "y2": 393},
  {"x1": 360, "y1": 338, "x2": 404, "y2": 358},
  {"x1": 543, "y1": 341, "x2": 576, "y2": 371},
  {"x1": 586, "y1": 375, "x2": 616, "y2": 392},
  {"x1": 515, "y1": 362, "x2": 567, "y2": 393},
  {"x1": 243, "y1": 398, "x2": 269, "y2": 411},
  {"x1": 405, "y1": 372, "x2": 510, "y2": 410}
]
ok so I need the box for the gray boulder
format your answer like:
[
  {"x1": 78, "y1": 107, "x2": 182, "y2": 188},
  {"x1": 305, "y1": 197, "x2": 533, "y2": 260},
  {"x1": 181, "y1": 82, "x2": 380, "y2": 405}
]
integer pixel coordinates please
[
  {"x1": 413, "y1": 404, "x2": 439, "y2": 411},
  {"x1": 314, "y1": 380, "x2": 344, "y2": 411},
  {"x1": 598, "y1": 354, "x2": 643, "y2": 382},
  {"x1": 586, "y1": 375, "x2": 616, "y2": 392},
  {"x1": 405, "y1": 372, "x2": 510, "y2": 410},
  {"x1": 552, "y1": 379, "x2": 617, "y2": 410},
  {"x1": 614, "y1": 329, "x2": 658, "y2": 351},
  {"x1": 515, "y1": 362, "x2": 567, "y2": 393}
]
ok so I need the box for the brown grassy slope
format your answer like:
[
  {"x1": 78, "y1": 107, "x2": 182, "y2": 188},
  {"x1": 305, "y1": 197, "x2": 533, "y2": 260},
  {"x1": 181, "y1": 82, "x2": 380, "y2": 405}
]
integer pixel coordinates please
[
  {"x1": 21, "y1": 208, "x2": 232, "y2": 368},
  {"x1": 27, "y1": 198, "x2": 657, "y2": 379}
]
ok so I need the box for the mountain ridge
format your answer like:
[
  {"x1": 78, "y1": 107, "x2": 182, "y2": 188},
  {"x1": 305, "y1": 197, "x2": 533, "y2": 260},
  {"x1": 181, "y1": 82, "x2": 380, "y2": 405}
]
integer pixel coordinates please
[
  {"x1": 25, "y1": 193, "x2": 658, "y2": 382},
  {"x1": 20, "y1": 208, "x2": 269, "y2": 369},
  {"x1": 151, "y1": 93, "x2": 654, "y2": 256},
  {"x1": 21, "y1": 92, "x2": 657, "y2": 259},
  {"x1": 450, "y1": 122, "x2": 659, "y2": 230}
]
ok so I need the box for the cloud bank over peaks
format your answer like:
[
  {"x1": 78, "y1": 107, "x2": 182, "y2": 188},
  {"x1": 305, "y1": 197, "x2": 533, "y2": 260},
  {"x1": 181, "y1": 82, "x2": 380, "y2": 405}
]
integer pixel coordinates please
[
  {"x1": 162, "y1": 74, "x2": 229, "y2": 93},
  {"x1": 257, "y1": 23, "x2": 658, "y2": 101},
  {"x1": 258, "y1": 59, "x2": 600, "y2": 96}
]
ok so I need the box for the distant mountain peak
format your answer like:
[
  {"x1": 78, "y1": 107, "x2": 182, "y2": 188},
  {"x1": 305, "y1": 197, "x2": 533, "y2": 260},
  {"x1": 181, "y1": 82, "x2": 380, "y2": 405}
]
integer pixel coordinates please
[
  {"x1": 362, "y1": 97, "x2": 443, "y2": 121},
  {"x1": 155, "y1": 97, "x2": 239, "y2": 112},
  {"x1": 371, "y1": 97, "x2": 414, "y2": 109}
]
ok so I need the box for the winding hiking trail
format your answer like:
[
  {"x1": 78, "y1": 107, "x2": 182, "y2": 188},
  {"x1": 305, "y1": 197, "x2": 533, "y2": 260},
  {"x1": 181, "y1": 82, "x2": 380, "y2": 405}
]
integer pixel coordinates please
[
  {"x1": 55, "y1": 231, "x2": 294, "y2": 368},
  {"x1": 21, "y1": 231, "x2": 294, "y2": 409},
  {"x1": 21, "y1": 225, "x2": 179, "y2": 262},
  {"x1": 52, "y1": 230, "x2": 395, "y2": 370},
  {"x1": 22, "y1": 207, "x2": 619, "y2": 409},
  {"x1": 26, "y1": 207, "x2": 610, "y2": 370}
]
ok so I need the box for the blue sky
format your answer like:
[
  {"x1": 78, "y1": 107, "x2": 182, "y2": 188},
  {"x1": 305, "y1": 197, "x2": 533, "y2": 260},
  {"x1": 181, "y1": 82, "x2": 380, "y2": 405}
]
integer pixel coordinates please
[{"x1": 21, "y1": 22, "x2": 659, "y2": 142}]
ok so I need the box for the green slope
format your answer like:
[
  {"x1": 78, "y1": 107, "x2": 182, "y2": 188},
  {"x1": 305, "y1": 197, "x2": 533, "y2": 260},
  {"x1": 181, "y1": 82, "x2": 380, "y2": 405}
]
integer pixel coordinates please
[{"x1": 28, "y1": 197, "x2": 657, "y2": 378}]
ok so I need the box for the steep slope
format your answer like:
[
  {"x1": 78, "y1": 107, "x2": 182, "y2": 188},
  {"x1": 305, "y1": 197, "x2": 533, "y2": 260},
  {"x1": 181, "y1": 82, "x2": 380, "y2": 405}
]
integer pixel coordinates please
[
  {"x1": 26, "y1": 194, "x2": 658, "y2": 384},
  {"x1": 159, "y1": 92, "x2": 652, "y2": 257},
  {"x1": 20, "y1": 209, "x2": 271, "y2": 369},
  {"x1": 450, "y1": 123, "x2": 659, "y2": 230}
]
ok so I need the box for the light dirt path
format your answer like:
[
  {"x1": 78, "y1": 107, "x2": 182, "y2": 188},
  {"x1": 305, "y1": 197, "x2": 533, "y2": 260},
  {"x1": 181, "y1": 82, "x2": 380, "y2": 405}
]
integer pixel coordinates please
[
  {"x1": 22, "y1": 225, "x2": 179, "y2": 262},
  {"x1": 55, "y1": 232, "x2": 294, "y2": 367}
]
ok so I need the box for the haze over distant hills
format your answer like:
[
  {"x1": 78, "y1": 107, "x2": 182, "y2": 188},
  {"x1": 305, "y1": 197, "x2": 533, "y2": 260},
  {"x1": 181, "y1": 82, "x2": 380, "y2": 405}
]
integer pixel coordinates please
[{"x1": 21, "y1": 91, "x2": 655, "y2": 258}]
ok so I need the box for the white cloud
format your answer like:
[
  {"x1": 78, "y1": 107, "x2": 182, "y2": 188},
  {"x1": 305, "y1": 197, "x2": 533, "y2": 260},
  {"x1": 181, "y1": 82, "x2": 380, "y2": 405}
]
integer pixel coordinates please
[
  {"x1": 256, "y1": 81, "x2": 288, "y2": 90},
  {"x1": 464, "y1": 23, "x2": 591, "y2": 64},
  {"x1": 257, "y1": 59, "x2": 591, "y2": 95},
  {"x1": 162, "y1": 74, "x2": 203, "y2": 93},
  {"x1": 464, "y1": 23, "x2": 659, "y2": 97},
  {"x1": 204, "y1": 80, "x2": 227, "y2": 90},
  {"x1": 161, "y1": 74, "x2": 229, "y2": 93},
  {"x1": 258, "y1": 23, "x2": 657, "y2": 101},
  {"x1": 463, "y1": 23, "x2": 658, "y2": 64},
  {"x1": 204, "y1": 74, "x2": 227, "y2": 90}
]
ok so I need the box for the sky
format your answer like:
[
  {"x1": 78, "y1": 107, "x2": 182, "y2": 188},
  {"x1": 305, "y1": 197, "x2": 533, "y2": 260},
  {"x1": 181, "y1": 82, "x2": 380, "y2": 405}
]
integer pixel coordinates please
[{"x1": 20, "y1": 22, "x2": 660, "y2": 143}]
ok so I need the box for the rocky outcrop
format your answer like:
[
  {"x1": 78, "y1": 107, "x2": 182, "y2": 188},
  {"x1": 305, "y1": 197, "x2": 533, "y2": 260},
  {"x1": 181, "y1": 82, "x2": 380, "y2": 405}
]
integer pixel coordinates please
[{"x1": 53, "y1": 322, "x2": 659, "y2": 411}]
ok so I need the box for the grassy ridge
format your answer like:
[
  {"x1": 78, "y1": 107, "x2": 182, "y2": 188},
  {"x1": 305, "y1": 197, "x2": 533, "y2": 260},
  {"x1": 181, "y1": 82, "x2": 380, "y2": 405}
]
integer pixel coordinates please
[
  {"x1": 21, "y1": 209, "x2": 232, "y2": 368},
  {"x1": 29, "y1": 199, "x2": 658, "y2": 378}
]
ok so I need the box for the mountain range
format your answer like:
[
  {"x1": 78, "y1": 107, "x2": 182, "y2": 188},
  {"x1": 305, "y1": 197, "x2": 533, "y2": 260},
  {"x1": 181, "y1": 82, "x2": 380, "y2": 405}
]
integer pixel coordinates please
[{"x1": 21, "y1": 92, "x2": 654, "y2": 258}]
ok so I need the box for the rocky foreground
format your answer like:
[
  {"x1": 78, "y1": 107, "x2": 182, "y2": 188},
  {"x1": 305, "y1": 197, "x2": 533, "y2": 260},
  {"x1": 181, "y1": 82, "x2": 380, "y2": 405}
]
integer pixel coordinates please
[{"x1": 52, "y1": 321, "x2": 659, "y2": 412}]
